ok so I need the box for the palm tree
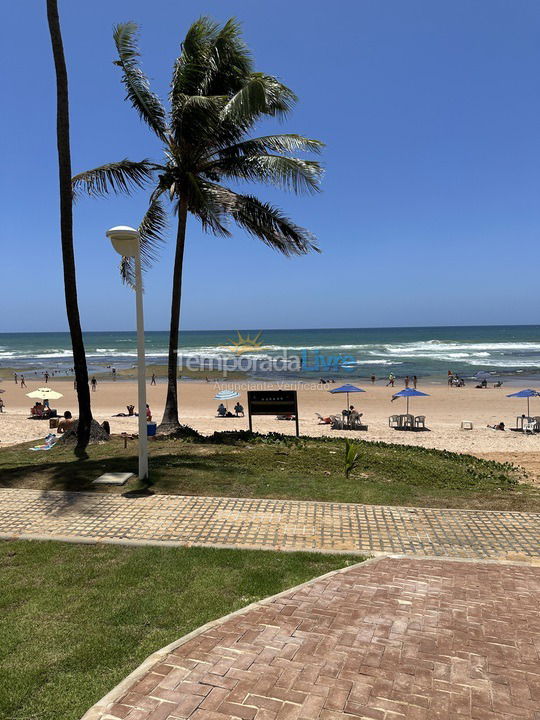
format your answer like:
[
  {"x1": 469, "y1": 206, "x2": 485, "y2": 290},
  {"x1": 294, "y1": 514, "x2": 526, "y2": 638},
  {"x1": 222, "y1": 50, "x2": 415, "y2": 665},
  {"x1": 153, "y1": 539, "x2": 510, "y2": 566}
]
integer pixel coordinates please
[
  {"x1": 46, "y1": 0, "x2": 94, "y2": 450},
  {"x1": 73, "y1": 18, "x2": 324, "y2": 432}
]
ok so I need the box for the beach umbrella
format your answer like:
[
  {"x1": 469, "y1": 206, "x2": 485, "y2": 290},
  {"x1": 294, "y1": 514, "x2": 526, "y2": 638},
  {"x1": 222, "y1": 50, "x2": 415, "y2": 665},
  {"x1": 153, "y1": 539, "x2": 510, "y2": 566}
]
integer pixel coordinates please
[
  {"x1": 214, "y1": 389, "x2": 240, "y2": 410},
  {"x1": 506, "y1": 389, "x2": 540, "y2": 417},
  {"x1": 329, "y1": 383, "x2": 366, "y2": 408},
  {"x1": 392, "y1": 387, "x2": 430, "y2": 414},
  {"x1": 26, "y1": 387, "x2": 63, "y2": 401}
]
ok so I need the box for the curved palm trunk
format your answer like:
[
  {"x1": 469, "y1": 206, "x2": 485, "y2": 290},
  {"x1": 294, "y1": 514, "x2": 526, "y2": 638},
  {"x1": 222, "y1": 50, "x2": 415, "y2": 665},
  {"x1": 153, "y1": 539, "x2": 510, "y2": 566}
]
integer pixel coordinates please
[
  {"x1": 158, "y1": 196, "x2": 188, "y2": 432},
  {"x1": 46, "y1": 0, "x2": 93, "y2": 450}
]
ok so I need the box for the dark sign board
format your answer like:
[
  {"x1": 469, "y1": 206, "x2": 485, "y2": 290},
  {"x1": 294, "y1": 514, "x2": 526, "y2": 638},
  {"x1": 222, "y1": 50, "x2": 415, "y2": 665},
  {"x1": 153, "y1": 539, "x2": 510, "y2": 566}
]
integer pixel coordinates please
[{"x1": 247, "y1": 390, "x2": 299, "y2": 436}]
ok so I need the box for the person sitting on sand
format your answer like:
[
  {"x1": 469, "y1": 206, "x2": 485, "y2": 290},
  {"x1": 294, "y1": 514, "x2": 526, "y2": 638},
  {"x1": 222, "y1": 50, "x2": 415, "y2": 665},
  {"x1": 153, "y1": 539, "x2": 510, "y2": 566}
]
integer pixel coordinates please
[
  {"x1": 127, "y1": 405, "x2": 135, "y2": 416},
  {"x1": 31, "y1": 402, "x2": 44, "y2": 417},
  {"x1": 487, "y1": 421, "x2": 505, "y2": 431},
  {"x1": 217, "y1": 403, "x2": 227, "y2": 417},
  {"x1": 234, "y1": 402, "x2": 244, "y2": 417},
  {"x1": 57, "y1": 411, "x2": 74, "y2": 433}
]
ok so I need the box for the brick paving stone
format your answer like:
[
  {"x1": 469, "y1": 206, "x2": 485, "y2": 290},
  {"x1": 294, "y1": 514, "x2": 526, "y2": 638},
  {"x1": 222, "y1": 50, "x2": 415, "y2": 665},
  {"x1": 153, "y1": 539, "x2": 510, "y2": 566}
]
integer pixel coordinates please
[
  {"x1": 1, "y1": 489, "x2": 539, "y2": 560},
  {"x1": 83, "y1": 558, "x2": 540, "y2": 720}
]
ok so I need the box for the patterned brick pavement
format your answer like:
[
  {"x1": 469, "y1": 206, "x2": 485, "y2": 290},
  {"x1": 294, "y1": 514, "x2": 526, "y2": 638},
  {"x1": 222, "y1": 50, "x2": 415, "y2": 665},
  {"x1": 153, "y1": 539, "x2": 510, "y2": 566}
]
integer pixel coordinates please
[
  {"x1": 82, "y1": 557, "x2": 540, "y2": 720},
  {"x1": 0, "y1": 489, "x2": 539, "y2": 560}
]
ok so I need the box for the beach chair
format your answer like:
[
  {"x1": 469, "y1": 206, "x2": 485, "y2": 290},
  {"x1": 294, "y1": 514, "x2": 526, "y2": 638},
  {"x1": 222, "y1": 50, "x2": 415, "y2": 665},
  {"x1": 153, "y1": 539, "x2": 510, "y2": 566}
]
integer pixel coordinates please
[
  {"x1": 415, "y1": 415, "x2": 426, "y2": 429},
  {"x1": 400, "y1": 414, "x2": 414, "y2": 429},
  {"x1": 388, "y1": 414, "x2": 400, "y2": 428},
  {"x1": 330, "y1": 415, "x2": 343, "y2": 430},
  {"x1": 523, "y1": 420, "x2": 536, "y2": 434},
  {"x1": 534, "y1": 417, "x2": 540, "y2": 432}
]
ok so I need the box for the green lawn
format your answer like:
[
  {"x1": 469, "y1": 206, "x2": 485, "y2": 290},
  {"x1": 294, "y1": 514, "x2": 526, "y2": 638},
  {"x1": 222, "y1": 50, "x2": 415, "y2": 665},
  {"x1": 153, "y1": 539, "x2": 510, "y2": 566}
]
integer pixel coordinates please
[
  {"x1": 0, "y1": 540, "x2": 360, "y2": 720},
  {"x1": 1, "y1": 431, "x2": 538, "y2": 510}
]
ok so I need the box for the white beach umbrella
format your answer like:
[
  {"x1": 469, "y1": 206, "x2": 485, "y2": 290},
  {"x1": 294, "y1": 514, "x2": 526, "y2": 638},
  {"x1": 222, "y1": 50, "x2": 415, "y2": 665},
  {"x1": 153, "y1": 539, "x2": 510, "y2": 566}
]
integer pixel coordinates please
[{"x1": 26, "y1": 387, "x2": 64, "y2": 401}]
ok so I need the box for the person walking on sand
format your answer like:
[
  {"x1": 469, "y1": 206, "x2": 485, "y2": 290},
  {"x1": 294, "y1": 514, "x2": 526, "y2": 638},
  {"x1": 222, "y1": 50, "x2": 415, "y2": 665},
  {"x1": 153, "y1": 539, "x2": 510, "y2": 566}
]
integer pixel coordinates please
[
  {"x1": 404, "y1": 375, "x2": 409, "y2": 388},
  {"x1": 44, "y1": 371, "x2": 49, "y2": 384},
  {"x1": 151, "y1": 372, "x2": 156, "y2": 386},
  {"x1": 14, "y1": 372, "x2": 18, "y2": 384},
  {"x1": 413, "y1": 375, "x2": 417, "y2": 389},
  {"x1": 386, "y1": 373, "x2": 395, "y2": 387},
  {"x1": 91, "y1": 376, "x2": 97, "y2": 392},
  {"x1": 20, "y1": 375, "x2": 27, "y2": 388},
  {"x1": 370, "y1": 374, "x2": 376, "y2": 384}
]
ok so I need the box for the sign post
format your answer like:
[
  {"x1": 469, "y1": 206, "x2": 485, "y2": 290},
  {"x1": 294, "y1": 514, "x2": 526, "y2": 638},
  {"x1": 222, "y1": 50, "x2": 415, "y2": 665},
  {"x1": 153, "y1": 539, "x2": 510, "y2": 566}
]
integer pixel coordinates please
[{"x1": 247, "y1": 390, "x2": 299, "y2": 437}]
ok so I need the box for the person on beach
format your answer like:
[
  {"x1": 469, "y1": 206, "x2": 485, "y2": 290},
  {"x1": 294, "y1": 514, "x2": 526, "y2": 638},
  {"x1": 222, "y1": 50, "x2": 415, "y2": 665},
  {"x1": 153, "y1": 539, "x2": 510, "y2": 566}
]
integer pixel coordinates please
[
  {"x1": 386, "y1": 373, "x2": 395, "y2": 387},
  {"x1": 488, "y1": 421, "x2": 505, "y2": 431},
  {"x1": 217, "y1": 403, "x2": 227, "y2": 417},
  {"x1": 0, "y1": 397, "x2": 4, "y2": 413},
  {"x1": 413, "y1": 375, "x2": 417, "y2": 389},
  {"x1": 234, "y1": 402, "x2": 244, "y2": 417},
  {"x1": 91, "y1": 376, "x2": 97, "y2": 391},
  {"x1": 20, "y1": 375, "x2": 26, "y2": 388},
  {"x1": 44, "y1": 371, "x2": 49, "y2": 384},
  {"x1": 370, "y1": 374, "x2": 376, "y2": 384},
  {"x1": 57, "y1": 411, "x2": 74, "y2": 433},
  {"x1": 404, "y1": 376, "x2": 409, "y2": 388},
  {"x1": 127, "y1": 404, "x2": 135, "y2": 416},
  {"x1": 146, "y1": 404, "x2": 152, "y2": 421},
  {"x1": 112, "y1": 367, "x2": 116, "y2": 381},
  {"x1": 151, "y1": 373, "x2": 156, "y2": 385},
  {"x1": 14, "y1": 373, "x2": 17, "y2": 384}
]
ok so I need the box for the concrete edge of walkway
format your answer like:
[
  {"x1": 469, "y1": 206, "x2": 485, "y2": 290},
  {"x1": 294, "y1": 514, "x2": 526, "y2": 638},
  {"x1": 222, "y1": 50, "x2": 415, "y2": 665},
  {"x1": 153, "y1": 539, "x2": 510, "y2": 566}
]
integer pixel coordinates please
[
  {"x1": 2, "y1": 532, "x2": 540, "y2": 565},
  {"x1": 2, "y1": 487, "x2": 540, "y2": 516},
  {"x1": 77, "y1": 552, "x2": 538, "y2": 720},
  {"x1": 78, "y1": 555, "x2": 382, "y2": 720}
]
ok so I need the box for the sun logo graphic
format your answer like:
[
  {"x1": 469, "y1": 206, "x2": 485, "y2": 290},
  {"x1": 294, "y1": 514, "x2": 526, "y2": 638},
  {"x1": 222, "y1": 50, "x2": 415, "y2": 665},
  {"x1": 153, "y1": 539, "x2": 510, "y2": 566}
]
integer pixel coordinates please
[{"x1": 224, "y1": 330, "x2": 267, "y2": 355}]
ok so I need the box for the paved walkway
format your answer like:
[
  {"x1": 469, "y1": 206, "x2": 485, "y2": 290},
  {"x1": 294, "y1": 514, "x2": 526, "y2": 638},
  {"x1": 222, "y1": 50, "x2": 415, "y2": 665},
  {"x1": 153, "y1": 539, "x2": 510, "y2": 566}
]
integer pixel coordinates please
[
  {"x1": 83, "y1": 557, "x2": 540, "y2": 720},
  {"x1": 0, "y1": 489, "x2": 539, "y2": 560}
]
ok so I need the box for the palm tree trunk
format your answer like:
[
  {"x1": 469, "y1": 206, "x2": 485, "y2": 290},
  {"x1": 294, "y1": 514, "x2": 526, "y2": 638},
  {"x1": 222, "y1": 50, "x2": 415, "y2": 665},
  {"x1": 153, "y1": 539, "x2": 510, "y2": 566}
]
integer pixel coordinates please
[
  {"x1": 46, "y1": 0, "x2": 93, "y2": 450},
  {"x1": 158, "y1": 196, "x2": 188, "y2": 432}
]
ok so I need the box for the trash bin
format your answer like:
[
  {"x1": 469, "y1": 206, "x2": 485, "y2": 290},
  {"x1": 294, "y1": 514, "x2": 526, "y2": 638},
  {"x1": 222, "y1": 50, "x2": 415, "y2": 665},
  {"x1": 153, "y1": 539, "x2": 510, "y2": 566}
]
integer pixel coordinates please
[{"x1": 147, "y1": 422, "x2": 157, "y2": 437}]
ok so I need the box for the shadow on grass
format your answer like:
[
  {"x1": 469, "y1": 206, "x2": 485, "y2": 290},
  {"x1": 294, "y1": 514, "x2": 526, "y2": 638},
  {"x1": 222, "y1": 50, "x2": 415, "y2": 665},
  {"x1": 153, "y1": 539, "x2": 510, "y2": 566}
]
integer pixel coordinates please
[{"x1": 0, "y1": 452, "x2": 243, "y2": 496}]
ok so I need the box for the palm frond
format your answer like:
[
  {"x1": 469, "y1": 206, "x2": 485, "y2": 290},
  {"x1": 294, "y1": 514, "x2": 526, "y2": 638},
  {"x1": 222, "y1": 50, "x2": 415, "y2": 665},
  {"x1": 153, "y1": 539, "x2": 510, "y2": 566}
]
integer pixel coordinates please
[
  {"x1": 232, "y1": 193, "x2": 319, "y2": 255},
  {"x1": 113, "y1": 23, "x2": 168, "y2": 141},
  {"x1": 204, "y1": 155, "x2": 323, "y2": 194},
  {"x1": 221, "y1": 73, "x2": 297, "y2": 123},
  {"x1": 186, "y1": 177, "x2": 232, "y2": 236},
  {"x1": 197, "y1": 184, "x2": 319, "y2": 255},
  {"x1": 72, "y1": 159, "x2": 157, "y2": 199},
  {"x1": 213, "y1": 134, "x2": 325, "y2": 159}
]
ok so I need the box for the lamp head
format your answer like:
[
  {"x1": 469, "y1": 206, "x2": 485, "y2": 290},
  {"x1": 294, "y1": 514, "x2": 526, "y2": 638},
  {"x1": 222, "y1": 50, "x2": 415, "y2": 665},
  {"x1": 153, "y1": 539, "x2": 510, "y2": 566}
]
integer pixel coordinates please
[{"x1": 106, "y1": 225, "x2": 140, "y2": 257}]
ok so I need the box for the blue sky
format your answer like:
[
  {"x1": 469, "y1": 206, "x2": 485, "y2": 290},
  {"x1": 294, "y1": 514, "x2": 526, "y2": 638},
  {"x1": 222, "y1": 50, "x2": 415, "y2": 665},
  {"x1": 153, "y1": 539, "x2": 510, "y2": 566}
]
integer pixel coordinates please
[{"x1": 2, "y1": 0, "x2": 540, "y2": 332}]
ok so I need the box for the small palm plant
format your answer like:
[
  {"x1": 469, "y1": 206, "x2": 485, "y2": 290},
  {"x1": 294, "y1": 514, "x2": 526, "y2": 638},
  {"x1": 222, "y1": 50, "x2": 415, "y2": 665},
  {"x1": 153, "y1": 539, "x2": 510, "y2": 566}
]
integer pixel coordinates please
[
  {"x1": 73, "y1": 18, "x2": 324, "y2": 432},
  {"x1": 344, "y1": 438, "x2": 361, "y2": 479}
]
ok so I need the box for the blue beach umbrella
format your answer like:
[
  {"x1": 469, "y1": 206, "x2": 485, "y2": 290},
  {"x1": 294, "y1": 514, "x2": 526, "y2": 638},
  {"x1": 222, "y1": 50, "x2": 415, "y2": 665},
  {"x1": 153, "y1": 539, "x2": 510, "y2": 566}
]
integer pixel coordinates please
[
  {"x1": 506, "y1": 389, "x2": 540, "y2": 417},
  {"x1": 392, "y1": 387, "x2": 430, "y2": 414},
  {"x1": 329, "y1": 383, "x2": 366, "y2": 408},
  {"x1": 214, "y1": 389, "x2": 240, "y2": 409}
]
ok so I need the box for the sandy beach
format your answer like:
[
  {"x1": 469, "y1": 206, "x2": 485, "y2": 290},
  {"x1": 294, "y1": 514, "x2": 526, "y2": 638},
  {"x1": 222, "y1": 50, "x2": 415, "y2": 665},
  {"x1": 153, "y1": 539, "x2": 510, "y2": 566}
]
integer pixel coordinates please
[{"x1": 1, "y1": 377, "x2": 540, "y2": 474}]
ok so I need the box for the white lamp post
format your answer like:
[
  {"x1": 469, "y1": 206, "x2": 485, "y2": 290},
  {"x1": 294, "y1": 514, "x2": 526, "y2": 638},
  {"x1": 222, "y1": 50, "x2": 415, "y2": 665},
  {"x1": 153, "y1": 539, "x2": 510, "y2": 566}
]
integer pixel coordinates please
[{"x1": 105, "y1": 225, "x2": 148, "y2": 481}]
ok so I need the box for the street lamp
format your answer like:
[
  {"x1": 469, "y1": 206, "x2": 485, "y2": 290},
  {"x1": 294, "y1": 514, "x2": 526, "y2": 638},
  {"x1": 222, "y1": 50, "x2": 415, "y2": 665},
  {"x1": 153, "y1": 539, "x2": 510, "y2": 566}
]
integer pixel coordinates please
[{"x1": 105, "y1": 225, "x2": 148, "y2": 481}]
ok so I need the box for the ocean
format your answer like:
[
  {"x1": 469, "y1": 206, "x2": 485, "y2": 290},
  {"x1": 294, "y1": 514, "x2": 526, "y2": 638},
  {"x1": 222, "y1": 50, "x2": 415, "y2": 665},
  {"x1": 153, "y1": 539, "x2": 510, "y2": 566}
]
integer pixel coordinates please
[{"x1": 1, "y1": 325, "x2": 539, "y2": 382}]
